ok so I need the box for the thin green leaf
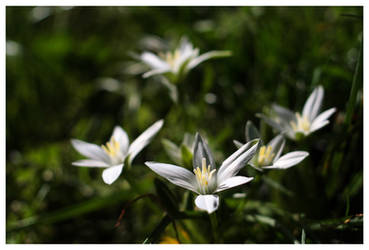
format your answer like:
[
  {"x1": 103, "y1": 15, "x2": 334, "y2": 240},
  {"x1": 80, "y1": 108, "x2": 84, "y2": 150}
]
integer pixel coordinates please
[{"x1": 143, "y1": 214, "x2": 172, "y2": 244}]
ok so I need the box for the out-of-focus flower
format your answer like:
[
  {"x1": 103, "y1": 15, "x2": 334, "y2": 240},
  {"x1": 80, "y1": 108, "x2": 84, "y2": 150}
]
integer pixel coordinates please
[
  {"x1": 257, "y1": 86, "x2": 336, "y2": 140},
  {"x1": 234, "y1": 121, "x2": 309, "y2": 171},
  {"x1": 139, "y1": 37, "x2": 231, "y2": 84},
  {"x1": 161, "y1": 133, "x2": 195, "y2": 167},
  {"x1": 71, "y1": 120, "x2": 164, "y2": 185},
  {"x1": 145, "y1": 133, "x2": 259, "y2": 214}
]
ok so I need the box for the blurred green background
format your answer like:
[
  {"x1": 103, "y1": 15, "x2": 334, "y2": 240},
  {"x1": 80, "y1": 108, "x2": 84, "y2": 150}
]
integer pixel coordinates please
[{"x1": 6, "y1": 6, "x2": 362, "y2": 243}]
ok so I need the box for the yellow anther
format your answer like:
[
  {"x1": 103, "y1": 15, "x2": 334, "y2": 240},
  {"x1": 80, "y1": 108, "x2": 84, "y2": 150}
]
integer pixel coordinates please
[
  {"x1": 290, "y1": 112, "x2": 311, "y2": 133},
  {"x1": 101, "y1": 137, "x2": 120, "y2": 157},
  {"x1": 165, "y1": 49, "x2": 181, "y2": 68},
  {"x1": 193, "y1": 157, "x2": 216, "y2": 193},
  {"x1": 258, "y1": 145, "x2": 275, "y2": 166}
]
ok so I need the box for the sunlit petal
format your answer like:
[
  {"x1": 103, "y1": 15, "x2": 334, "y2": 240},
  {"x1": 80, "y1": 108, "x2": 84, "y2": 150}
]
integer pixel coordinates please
[
  {"x1": 71, "y1": 139, "x2": 109, "y2": 163},
  {"x1": 145, "y1": 161, "x2": 198, "y2": 193},
  {"x1": 102, "y1": 164, "x2": 124, "y2": 185},
  {"x1": 194, "y1": 195, "x2": 219, "y2": 214},
  {"x1": 128, "y1": 119, "x2": 164, "y2": 164},
  {"x1": 215, "y1": 176, "x2": 253, "y2": 193}
]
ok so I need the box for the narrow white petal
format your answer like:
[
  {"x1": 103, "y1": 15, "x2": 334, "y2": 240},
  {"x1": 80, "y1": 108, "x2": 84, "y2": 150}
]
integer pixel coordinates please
[
  {"x1": 72, "y1": 159, "x2": 109, "y2": 167},
  {"x1": 272, "y1": 104, "x2": 295, "y2": 122},
  {"x1": 195, "y1": 195, "x2": 219, "y2": 214},
  {"x1": 71, "y1": 139, "x2": 109, "y2": 162},
  {"x1": 310, "y1": 108, "x2": 336, "y2": 132},
  {"x1": 267, "y1": 151, "x2": 309, "y2": 169},
  {"x1": 187, "y1": 50, "x2": 232, "y2": 70},
  {"x1": 217, "y1": 139, "x2": 259, "y2": 181},
  {"x1": 140, "y1": 52, "x2": 169, "y2": 69},
  {"x1": 145, "y1": 161, "x2": 198, "y2": 193},
  {"x1": 127, "y1": 119, "x2": 164, "y2": 164},
  {"x1": 102, "y1": 164, "x2": 124, "y2": 185},
  {"x1": 267, "y1": 135, "x2": 285, "y2": 162},
  {"x1": 215, "y1": 176, "x2": 254, "y2": 193},
  {"x1": 112, "y1": 126, "x2": 129, "y2": 155},
  {"x1": 193, "y1": 133, "x2": 216, "y2": 170},
  {"x1": 142, "y1": 68, "x2": 171, "y2": 78},
  {"x1": 310, "y1": 120, "x2": 330, "y2": 133},
  {"x1": 302, "y1": 86, "x2": 324, "y2": 121},
  {"x1": 233, "y1": 140, "x2": 244, "y2": 149}
]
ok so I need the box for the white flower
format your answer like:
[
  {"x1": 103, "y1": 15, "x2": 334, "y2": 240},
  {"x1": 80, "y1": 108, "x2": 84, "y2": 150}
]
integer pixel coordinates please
[
  {"x1": 71, "y1": 119, "x2": 164, "y2": 185},
  {"x1": 257, "y1": 86, "x2": 336, "y2": 140},
  {"x1": 145, "y1": 133, "x2": 259, "y2": 214},
  {"x1": 140, "y1": 37, "x2": 231, "y2": 83},
  {"x1": 234, "y1": 121, "x2": 309, "y2": 171}
]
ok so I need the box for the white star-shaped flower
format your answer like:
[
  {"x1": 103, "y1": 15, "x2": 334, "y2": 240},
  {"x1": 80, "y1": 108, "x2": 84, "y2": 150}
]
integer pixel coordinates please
[
  {"x1": 145, "y1": 133, "x2": 259, "y2": 214},
  {"x1": 234, "y1": 121, "x2": 309, "y2": 171},
  {"x1": 71, "y1": 120, "x2": 164, "y2": 185},
  {"x1": 140, "y1": 37, "x2": 231, "y2": 84},
  {"x1": 257, "y1": 86, "x2": 336, "y2": 140}
]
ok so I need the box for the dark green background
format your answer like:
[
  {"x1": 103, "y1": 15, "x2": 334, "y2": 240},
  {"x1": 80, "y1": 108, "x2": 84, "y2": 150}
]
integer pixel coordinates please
[{"x1": 6, "y1": 6, "x2": 363, "y2": 243}]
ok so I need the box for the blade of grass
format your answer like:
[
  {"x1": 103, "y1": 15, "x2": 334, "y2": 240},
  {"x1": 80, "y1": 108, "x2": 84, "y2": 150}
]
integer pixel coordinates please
[{"x1": 345, "y1": 39, "x2": 362, "y2": 126}]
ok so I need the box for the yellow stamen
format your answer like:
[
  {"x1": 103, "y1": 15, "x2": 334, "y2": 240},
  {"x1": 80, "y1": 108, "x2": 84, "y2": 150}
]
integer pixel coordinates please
[
  {"x1": 165, "y1": 49, "x2": 181, "y2": 68},
  {"x1": 193, "y1": 157, "x2": 216, "y2": 194},
  {"x1": 101, "y1": 137, "x2": 120, "y2": 158},
  {"x1": 257, "y1": 145, "x2": 275, "y2": 166},
  {"x1": 290, "y1": 112, "x2": 311, "y2": 133}
]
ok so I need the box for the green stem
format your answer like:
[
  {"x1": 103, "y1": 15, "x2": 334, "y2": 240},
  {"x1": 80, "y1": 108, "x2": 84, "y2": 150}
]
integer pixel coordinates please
[{"x1": 209, "y1": 212, "x2": 219, "y2": 243}]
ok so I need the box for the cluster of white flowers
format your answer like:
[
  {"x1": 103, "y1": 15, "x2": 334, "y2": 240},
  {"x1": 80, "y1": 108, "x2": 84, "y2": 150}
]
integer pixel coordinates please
[{"x1": 71, "y1": 36, "x2": 336, "y2": 214}]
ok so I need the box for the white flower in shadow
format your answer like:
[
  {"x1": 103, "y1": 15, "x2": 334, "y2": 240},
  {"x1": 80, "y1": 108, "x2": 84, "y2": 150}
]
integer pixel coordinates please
[{"x1": 257, "y1": 86, "x2": 336, "y2": 140}]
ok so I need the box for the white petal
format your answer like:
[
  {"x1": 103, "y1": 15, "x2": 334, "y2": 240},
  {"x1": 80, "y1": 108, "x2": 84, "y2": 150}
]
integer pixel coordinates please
[
  {"x1": 302, "y1": 86, "x2": 324, "y2": 121},
  {"x1": 193, "y1": 133, "x2": 216, "y2": 170},
  {"x1": 127, "y1": 119, "x2": 164, "y2": 164},
  {"x1": 217, "y1": 139, "x2": 259, "y2": 181},
  {"x1": 310, "y1": 108, "x2": 336, "y2": 132},
  {"x1": 266, "y1": 151, "x2": 309, "y2": 169},
  {"x1": 111, "y1": 126, "x2": 129, "y2": 155},
  {"x1": 178, "y1": 37, "x2": 193, "y2": 54},
  {"x1": 267, "y1": 135, "x2": 285, "y2": 162},
  {"x1": 145, "y1": 161, "x2": 198, "y2": 193},
  {"x1": 71, "y1": 139, "x2": 109, "y2": 162},
  {"x1": 215, "y1": 176, "x2": 254, "y2": 193},
  {"x1": 272, "y1": 104, "x2": 295, "y2": 122},
  {"x1": 194, "y1": 195, "x2": 219, "y2": 214},
  {"x1": 72, "y1": 159, "x2": 109, "y2": 167},
  {"x1": 310, "y1": 120, "x2": 329, "y2": 133},
  {"x1": 102, "y1": 164, "x2": 124, "y2": 185},
  {"x1": 142, "y1": 68, "x2": 171, "y2": 78},
  {"x1": 233, "y1": 140, "x2": 244, "y2": 149},
  {"x1": 140, "y1": 52, "x2": 169, "y2": 69},
  {"x1": 187, "y1": 50, "x2": 232, "y2": 70}
]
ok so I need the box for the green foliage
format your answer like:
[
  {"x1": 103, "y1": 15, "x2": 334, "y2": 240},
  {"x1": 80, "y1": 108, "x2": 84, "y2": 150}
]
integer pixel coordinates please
[{"x1": 6, "y1": 6, "x2": 362, "y2": 243}]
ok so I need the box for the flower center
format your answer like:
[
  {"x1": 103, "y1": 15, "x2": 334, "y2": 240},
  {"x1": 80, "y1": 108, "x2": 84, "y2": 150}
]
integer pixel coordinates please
[
  {"x1": 164, "y1": 49, "x2": 181, "y2": 69},
  {"x1": 257, "y1": 145, "x2": 275, "y2": 166},
  {"x1": 101, "y1": 137, "x2": 123, "y2": 164},
  {"x1": 290, "y1": 112, "x2": 311, "y2": 134},
  {"x1": 193, "y1": 158, "x2": 216, "y2": 194}
]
